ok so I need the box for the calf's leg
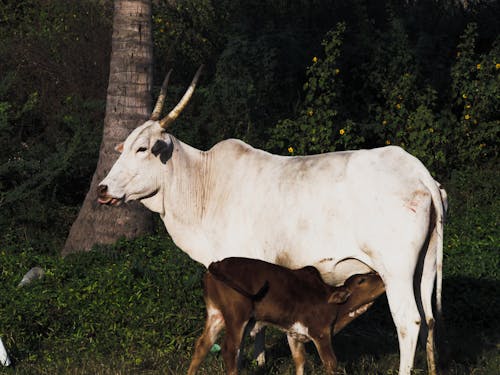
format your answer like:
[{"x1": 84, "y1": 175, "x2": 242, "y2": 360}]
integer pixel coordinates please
[
  {"x1": 188, "y1": 306, "x2": 225, "y2": 375},
  {"x1": 222, "y1": 317, "x2": 248, "y2": 375},
  {"x1": 312, "y1": 334, "x2": 337, "y2": 375},
  {"x1": 287, "y1": 334, "x2": 306, "y2": 375},
  {"x1": 253, "y1": 326, "x2": 266, "y2": 366}
]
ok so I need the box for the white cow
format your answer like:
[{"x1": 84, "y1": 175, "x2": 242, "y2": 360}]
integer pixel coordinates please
[
  {"x1": 98, "y1": 67, "x2": 446, "y2": 375},
  {"x1": 0, "y1": 337, "x2": 10, "y2": 367}
]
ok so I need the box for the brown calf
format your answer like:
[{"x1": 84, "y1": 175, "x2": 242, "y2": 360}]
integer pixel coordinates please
[{"x1": 188, "y1": 257, "x2": 385, "y2": 375}]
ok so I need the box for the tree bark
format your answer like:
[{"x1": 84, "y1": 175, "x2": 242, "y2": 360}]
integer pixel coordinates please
[{"x1": 63, "y1": 0, "x2": 154, "y2": 255}]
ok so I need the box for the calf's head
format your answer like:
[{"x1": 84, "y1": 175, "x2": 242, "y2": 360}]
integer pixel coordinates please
[
  {"x1": 343, "y1": 273, "x2": 385, "y2": 306},
  {"x1": 333, "y1": 272, "x2": 386, "y2": 334},
  {"x1": 328, "y1": 286, "x2": 351, "y2": 304},
  {"x1": 97, "y1": 67, "x2": 203, "y2": 207}
]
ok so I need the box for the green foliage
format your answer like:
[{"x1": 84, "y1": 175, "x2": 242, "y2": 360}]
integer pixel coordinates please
[
  {"x1": 267, "y1": 23, "x2": 366, "y2": 155},
  {"x1": 191, "y1": 31, "x2": 305, "y2": 149},
  {"x1": 355, "y1": 18, "x2": 443, "y2": 169},
  {"x1": 0, "y1": 86, "x2": 103, "y2": 253},
  {"x1": 0, "y1": 236, "x2": 205, "y2": 369},
  {"x1": 444, "y1": 166, "x2": 499, "y2": 280},
  {"x1": 449, "y1": 23, "x2": 500, "y2": 167},
  {"x1": 0, "y1": 0, "x2": 109, "y2": 252},
  {"x1": 266, "y1": 15, "x2": 498, "y2": 176}
]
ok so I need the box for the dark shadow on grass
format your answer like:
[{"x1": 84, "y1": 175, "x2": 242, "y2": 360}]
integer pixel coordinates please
[
  {"x1": 333, "y1": 277, "x2": 499, "y2": 372},
  {"x1": 228, "y1": 277, "x2": 499, "y2": 374}
]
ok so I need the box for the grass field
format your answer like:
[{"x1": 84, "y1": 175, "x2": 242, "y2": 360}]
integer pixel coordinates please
[{"x1": 0, "y1": 168, "x2": 498, "y2": 374}]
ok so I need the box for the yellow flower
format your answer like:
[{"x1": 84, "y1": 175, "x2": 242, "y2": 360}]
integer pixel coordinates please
[
  {"x1": 335, "y1": 68, "x2": 340, "y2": 75},
  {"x1": 396, "y1": 103, "x2": 401, "y2": 109},
  {"x1": 382, "y1": 120, "x2": 387, "y2": 125},
  {"x1": 476, "y1": 63, "x2": 481, "y2": 70},
  {"x1": 462, "y1": 93, "x2": 467, "y2": 99},
  {"x1": 479, "y1": 143, "x2": 486, "y2": 149},
  {"x1": 465, "y1": 104, "x2": 471, "y2": 109},
  {"x1": 465, "y1": 114, "x2": 470, "y2": 120},
  {"x1": 288, "y1": 146, "x2": 294, "y2": 154},
  {"x1": 339, "y1": 129, "x2": 345, "y2": 135},
  {"x1": 312, "y1": 56, "x2": 318, "y2": 63},
  {"x1": 307, "y1": 109, "x2": 314, "y2": 116},
  {"x1": 428, "y1": 128, "x2": 434, "y2": 133},
  {"x1": 385, "y1": 139, "x2": 391, "y2": 145},
  {"x1": 496, "y1": 63, "x2": 500, "y2": 69}
]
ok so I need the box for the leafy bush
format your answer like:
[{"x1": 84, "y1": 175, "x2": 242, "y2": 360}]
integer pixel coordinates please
[
  {"x1": 0, "y1": 0, "x2": 110, "y2": 253},
  {"x1": 448, "y1": 23, "x2": 499, "y2": 168},
  {"x1": 0, "y1": 88, "x2": 103, "y2": 253},
  {"x1": 0, "y1": 236, "x2": 205, "y2": 369},
  {"x1": 267, "y1": 23, "x2": 366, "y2": 155},
  {"x1": 266, "y1": 16, "x2": 498, "y2": 177}
]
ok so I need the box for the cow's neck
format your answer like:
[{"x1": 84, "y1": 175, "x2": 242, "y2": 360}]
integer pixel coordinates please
[{"x1": 150, "y1": 137, "x2": 214, "y2": 266}]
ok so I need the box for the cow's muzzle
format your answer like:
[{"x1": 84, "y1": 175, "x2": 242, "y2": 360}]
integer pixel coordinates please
[{"x1": 97, "y1": 184, "x2": 123, "y2": 206}]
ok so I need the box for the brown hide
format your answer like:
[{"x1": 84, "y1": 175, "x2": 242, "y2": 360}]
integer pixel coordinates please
[
  {"x1": 189, "y1": 257, "x2": 385, "y2": 375},
  {"x1": 333, "y1": 273, "x2": 386, "y2": 334}
]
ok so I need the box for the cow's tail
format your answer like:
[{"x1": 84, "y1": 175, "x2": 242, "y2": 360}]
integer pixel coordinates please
[
  {"x1": 208, "y1": 263, "x2": 269, "y2": 301},
  {"x1": 422, "y1": 176, "x2": 447, "y2": 317},
  {"x1": 435, "y1": 183, "x2": 448, "y2": 315}
]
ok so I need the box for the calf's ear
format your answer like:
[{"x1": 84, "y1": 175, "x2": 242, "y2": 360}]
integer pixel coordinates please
[
  {"x1": 328, "y1": 288, "x2": 351, "y2": 304},
  {"x1": 152, "y1": 135, "x2": 174, "y2": 164},
  {"x1": 115, "y1": 143, "x2": 124, "y2": 153}
]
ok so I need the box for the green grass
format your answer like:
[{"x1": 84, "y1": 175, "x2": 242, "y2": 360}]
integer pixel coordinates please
[{"x1": 0, "y1": 167, "x2": 498, "y2": 374}]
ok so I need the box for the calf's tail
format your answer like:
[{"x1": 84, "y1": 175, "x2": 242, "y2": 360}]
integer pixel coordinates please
[{"x1": 208, "y1": 263, "x2": 269, "y2": 301}]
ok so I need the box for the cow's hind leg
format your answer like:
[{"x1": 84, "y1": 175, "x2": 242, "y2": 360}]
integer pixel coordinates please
[
  {"x1": 188, "y1": 306, "x2": 225, "y2": 375},
  {"x1": 384, "y1": 274, "x2": 422, "y2": 375},
  {"x1": 419, "y1": 236, "x2": 439, "y2": 375}
]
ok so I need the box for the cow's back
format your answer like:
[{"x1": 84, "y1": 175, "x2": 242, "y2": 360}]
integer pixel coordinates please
[{"x1": 202, "y1": 143, "x2": 433, "y2": 276}]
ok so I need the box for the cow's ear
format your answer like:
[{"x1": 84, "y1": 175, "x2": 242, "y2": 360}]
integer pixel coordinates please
[
  {"x1": 115, "y1": 143, "x2": 124, "y2": 153},
  {"x1": 151, "y1": 136, "x2": 173, "y2": 164},
  {"x1": 328, "y1": 288, "x2": 350, "y2": 304}
]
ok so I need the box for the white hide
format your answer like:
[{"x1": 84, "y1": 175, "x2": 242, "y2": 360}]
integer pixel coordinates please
[
  {"x1": 0, "y1": 337, "x2": 10, "y2": 367},
  {"x1": 100, "y1": 120, "x2": 446, "y2": 375},
  {"x1": 18, "y1": 266, "x2": 45, "y2": 287}
]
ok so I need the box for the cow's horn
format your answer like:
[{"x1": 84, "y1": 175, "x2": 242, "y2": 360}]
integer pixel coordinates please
[
  {"x1": 150, "y1": 69, "x2": 173, "y2": 121},
  {"x1": 159, "y1": 65, "x2": 203, "y2": 129}
]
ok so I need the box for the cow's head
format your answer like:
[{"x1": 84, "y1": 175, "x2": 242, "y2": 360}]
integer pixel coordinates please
[{"x1": 97, "y1": 66, "x2": 202, "y2": 207}]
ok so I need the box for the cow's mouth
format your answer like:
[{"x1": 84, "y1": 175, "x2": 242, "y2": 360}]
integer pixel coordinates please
[{"x1": 97, "y1": 195, "x2": 123, "y2": 206}]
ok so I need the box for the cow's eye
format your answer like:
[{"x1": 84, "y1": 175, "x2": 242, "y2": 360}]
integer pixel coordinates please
[{"x1": 136, "y1": 147, "x2": 148, "y2": 153}]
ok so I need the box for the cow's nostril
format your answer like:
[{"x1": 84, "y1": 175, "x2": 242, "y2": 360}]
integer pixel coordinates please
[{"x1": 98, "y1": 185, "x2": 108, "y2": 196}]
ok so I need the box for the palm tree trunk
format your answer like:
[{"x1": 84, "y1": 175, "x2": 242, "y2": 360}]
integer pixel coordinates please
[{"x1": 63, "y1": 0, "x2": 154, "y2": 255}]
